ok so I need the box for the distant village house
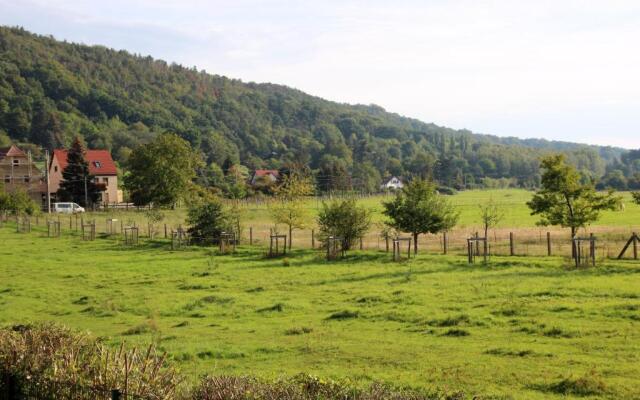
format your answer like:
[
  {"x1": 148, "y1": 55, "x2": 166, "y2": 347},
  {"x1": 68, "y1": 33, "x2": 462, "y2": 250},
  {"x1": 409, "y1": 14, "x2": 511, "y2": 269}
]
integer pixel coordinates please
[
  {"x1": 0, "y1": 145, "x2": 46, "y2": 206},
  {"x1": 381, "y1": 176, "x2": 404, "y2": 191},
  {"x1": 49, "y1": 149, "x2": 120, "y2": 205}
]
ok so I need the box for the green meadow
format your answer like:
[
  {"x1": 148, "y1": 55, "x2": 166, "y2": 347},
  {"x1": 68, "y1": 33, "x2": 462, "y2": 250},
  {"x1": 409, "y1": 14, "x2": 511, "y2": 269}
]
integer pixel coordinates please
[{"x1": 1, "y1": 221, "x2": 639, "y2": 399}]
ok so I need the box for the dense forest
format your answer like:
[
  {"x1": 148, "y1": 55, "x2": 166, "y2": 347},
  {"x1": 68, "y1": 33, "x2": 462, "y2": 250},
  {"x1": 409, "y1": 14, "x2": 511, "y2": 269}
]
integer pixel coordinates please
[{"x1": 0, "y1": 26, "x2": 638, "y2": 193}]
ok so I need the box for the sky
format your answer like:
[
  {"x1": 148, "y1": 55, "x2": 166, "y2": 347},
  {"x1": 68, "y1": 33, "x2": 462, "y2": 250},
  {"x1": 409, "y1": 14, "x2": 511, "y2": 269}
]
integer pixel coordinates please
[{"x1": 1, "y1": 0, "x2": 639, "y2": 148}]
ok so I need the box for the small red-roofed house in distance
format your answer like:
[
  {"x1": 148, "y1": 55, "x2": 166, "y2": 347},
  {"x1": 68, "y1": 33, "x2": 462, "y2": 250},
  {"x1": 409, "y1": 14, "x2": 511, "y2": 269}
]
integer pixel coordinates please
[{"x1": 49, "y1": 149, "x2": 120, "y2": 205}]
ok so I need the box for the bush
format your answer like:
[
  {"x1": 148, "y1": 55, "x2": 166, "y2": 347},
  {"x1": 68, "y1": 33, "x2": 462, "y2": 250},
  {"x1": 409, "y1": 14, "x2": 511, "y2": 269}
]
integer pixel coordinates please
[
  {"x1": 0, "y1": 186, "x2": 40, "y2": 216},
  {"x1": 317, "y1": 199, "x2": 371, "y2": 251},
  {"x1": 187, "y1": 198, "x2": 233, "y2": 245},
  {"x1": 0, "y1": 324, "x2": 182, "y2": 398}
]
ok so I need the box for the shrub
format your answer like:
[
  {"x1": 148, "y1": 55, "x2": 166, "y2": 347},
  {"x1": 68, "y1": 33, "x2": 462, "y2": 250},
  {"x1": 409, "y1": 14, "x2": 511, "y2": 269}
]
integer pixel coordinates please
[
  {"x1": 317, "y1": 199, "x2": 371, "y2": 250},
  {"x1": 0, "y1": 324, "x2": 182, "y2": 398},
  {"x1": 0, "y1": 186, "x2": 40, "y2": 216},
  {"x1": 187, "y1": 198, "x2": 233, "y2": 245}
]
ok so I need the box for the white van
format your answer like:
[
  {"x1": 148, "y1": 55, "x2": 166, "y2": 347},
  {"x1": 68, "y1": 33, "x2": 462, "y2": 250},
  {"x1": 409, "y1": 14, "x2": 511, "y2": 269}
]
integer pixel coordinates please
[{"x1": 53, "y1": 202, "x2": 85, "y2": 214}]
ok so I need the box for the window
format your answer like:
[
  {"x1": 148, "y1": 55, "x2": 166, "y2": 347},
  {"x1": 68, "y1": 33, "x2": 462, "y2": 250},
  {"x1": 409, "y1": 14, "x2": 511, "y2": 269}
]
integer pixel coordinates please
[
  {"x1": 4, "y1": 176, "x2": 10, "y2": 183},
  {"x1": 23, "y1": 176, "x2": 29, "y2": 183},
  {"x1": 12, "y1": 159, "x2": 19, "y2": 166},
  {"x1": 94, "y1": 161, "x2": 102, "y2": 168},
  {"x1": 54, "y1": 166, "x2": 58, "y2": 172},
  {"x1": 103, "y1": 177, "x2": 109, "y2": 184}
]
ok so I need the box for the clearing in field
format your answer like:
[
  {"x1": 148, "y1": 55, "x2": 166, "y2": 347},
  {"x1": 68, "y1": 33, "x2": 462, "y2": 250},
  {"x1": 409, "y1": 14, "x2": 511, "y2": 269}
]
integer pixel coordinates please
[{"x1": 1, "y1": 222, "x2": 639, "y2": 399}]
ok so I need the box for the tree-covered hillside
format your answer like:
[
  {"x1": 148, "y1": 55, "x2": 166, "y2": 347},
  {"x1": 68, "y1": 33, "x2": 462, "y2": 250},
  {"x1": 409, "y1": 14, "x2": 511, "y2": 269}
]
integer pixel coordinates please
[{"x1": 0, "y1": 26, "x2": 637, "y2": 192}]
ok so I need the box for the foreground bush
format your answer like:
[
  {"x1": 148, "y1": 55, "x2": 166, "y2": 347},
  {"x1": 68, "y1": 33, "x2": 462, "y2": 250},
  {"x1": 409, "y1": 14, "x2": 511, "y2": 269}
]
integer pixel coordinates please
[
  {"x1": 0, "y1": 324, "x2": 182, "y2": 399},
  {"x1": 0, "y1": 324, "x2": 464, "y2": 400}
]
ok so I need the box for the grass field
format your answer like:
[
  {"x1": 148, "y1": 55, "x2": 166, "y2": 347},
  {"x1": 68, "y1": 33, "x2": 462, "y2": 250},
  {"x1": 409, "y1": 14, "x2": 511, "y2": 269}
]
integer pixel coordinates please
[
  {"x1": 1, "y1": 221, "x2": 639, "y2": 399},
  {"x1": 88, "y1": 189, "x2": 640, "y2": 229}
]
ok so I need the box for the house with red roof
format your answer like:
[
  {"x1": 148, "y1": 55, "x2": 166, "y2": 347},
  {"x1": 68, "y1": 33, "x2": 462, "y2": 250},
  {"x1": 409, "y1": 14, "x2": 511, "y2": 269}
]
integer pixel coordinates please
[{"x1": 49, "y1": 149, "x2": 120, "y2": 205}]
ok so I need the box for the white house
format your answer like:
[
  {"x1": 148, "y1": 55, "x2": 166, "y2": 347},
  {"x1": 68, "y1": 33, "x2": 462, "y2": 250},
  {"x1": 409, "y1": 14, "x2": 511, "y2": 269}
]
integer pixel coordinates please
[{"x1": 381, "y1": 176, "x2": 404, "y2": 190}]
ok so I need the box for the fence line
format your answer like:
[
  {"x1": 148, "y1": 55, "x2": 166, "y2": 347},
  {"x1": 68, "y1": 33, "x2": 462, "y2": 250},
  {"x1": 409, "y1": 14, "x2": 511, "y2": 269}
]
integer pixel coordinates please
[{"x1": 1, "y1": 213, "x2": 638, "y2": 260}]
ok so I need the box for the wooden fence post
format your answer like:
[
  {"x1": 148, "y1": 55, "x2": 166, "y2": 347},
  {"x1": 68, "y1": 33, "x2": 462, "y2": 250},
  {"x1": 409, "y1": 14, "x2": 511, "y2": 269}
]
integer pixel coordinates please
[
  {"x1": 443, "y1": 232, "x2": 448, "y2": 255},
  {"x1": 634, "y1": 232, "x2": 638, "y2": 260},
  {"x1": 164, "y1": 224, "x2": 167, "y2": 238},
  {"x1": 249, "y1": 227, "x2": 253, "y2": 245},
  {"x1": 509, "y1": 232, "x2": 514, "y2": 256},
  {"x1": 547, "y1": 232, "x2": 551, "y2": 256},
  {"x1": 311, "y1": 229, "x2": 315, "y2": 249}
]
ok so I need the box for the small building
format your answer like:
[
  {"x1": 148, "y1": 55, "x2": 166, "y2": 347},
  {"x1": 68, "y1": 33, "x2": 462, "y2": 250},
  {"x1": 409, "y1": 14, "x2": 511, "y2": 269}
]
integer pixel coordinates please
[
  {"x1": 380, "y1": 176, "x2": 404, "y2": 191},
  {"x1": 49, "y1": 149, "x2": 119, "y2": 205},
  {"x1": 250, "y1": 169, "x2": 279, "y2": 186},
  {"x1": 0, "y1": 145, "x2": 46, "y2": 206}
]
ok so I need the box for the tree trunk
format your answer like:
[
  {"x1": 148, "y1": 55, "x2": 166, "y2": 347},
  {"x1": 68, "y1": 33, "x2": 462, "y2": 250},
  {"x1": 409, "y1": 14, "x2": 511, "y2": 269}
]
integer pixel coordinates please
[{"x1": 413, "y1": 233, "x2": 419, "y2": 255}]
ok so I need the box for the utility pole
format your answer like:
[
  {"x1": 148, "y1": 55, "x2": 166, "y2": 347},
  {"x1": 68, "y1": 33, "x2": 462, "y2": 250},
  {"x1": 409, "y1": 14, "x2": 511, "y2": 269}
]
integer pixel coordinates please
[
  {"x1": 45, "y1": 150, "x2": 51, "y2": 213},
  {"x1": 84, "y1": 175, "x2": 88, "y2": 208}
]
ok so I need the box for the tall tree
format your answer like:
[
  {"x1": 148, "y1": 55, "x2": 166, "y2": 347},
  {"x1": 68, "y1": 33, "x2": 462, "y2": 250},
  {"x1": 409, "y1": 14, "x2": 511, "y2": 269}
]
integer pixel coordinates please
[
  {"x1": 125, "y1": 133, "x2": 202, "y2": 207},
  {"x1": 527, "y1": 154, "x2": 621, "y2": 253},
  {"x1": 383, "y1": 179, "x2": 459, "y2": 254},
  {"x1": 57, "y1": 137, "x2": 102, "y2": 207}
]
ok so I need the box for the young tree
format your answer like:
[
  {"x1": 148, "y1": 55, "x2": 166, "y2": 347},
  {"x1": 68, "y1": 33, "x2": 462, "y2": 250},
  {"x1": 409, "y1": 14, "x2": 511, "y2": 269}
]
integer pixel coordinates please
[
  {"x1": 0, "y1": 182, "x2": 39, "y2": 216},
  {"x1": 57, "y1": 137, "x2": 102, "y2": 207},
  {"x1": 317, "y1": 199, "x2": 371, "y2": 251},
  {"x1": 478, "y1": 197, "x2": 504, "y2": 239},
  {"x1": 125, "y1": 134, "x2": 202, "y2": 207},
  {"x1": 527, "y1": 154, "x2": 621, "y2": 252},
  {"x1": 383, "y1": 179, "x2": 459, "y2": 254},
  {"x1": 187, "y1": 198, "x2": 233, "y2": 245},
  {"x1": 270, "y1": 169, "x2": 314, "y2": 249},
  {"x1": 632, "y1": 192, "x2": 640, "y2": 205}
]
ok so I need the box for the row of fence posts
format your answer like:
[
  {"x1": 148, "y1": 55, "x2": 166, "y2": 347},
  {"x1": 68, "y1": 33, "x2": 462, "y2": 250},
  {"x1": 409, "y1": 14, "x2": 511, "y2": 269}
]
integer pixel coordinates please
[{"x1": 3, "y1": 215, "x2": 640, "y2": 264}]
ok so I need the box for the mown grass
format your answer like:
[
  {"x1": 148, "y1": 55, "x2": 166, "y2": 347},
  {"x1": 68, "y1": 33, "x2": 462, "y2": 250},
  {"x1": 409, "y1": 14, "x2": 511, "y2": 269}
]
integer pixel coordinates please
[{"x1": 0, "y1": 222, "x2": 639, "y2": 399}]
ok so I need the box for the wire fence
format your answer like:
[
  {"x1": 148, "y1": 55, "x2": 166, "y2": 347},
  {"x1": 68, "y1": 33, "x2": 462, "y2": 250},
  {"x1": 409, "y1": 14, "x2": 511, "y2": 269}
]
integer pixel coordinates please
[{"x1": 1, "y1": 212, "x2": 638, "y2": 261}]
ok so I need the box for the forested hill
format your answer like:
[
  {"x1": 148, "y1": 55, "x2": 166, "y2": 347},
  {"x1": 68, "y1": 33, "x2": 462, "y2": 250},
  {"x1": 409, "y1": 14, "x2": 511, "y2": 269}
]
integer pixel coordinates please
[{"x1": 0, "y1": 26, "x2": 638, "y2": 191}]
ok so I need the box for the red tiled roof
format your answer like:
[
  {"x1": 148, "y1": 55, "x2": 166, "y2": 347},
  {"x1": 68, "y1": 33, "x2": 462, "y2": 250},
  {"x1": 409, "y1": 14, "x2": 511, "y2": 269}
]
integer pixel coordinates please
[
  {"x1": 253, "y1": 169, "x2": 279, "y2": 177},
  {"x1": 53, "y1": 149, "x2": 117, "y2": 175}
]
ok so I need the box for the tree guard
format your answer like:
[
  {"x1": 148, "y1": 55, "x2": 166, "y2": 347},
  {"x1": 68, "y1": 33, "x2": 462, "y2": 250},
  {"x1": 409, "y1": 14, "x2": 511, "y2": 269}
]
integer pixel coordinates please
[
  {"x1": 47, "y1": 220, "x2": 60, "y2": 238},
  {"x1": 467, "y1": 236, "x2": 488, "y2": 264},
  {"x1": 81, "y1": 221, "x2": 96, "y2": 241},
  {"x1": 219, "y1": 232, "x2": 236, "y2": 254},
  {"x1": 392, "y1": 237, "x2": 412, "y2": 262},
  {"x1": 326, "y1": 236, "x2": 345, "y2": 261},
  {"x1": 106, "y1": 218, "x2": 118, "y2": 236},
  {"x1": 124, "y1": 226, "x2": 139, "y2": 245},
  {"x1": 268, "y1": 234, "x2": 287, "y2": 257},
  {"x1": 572, "y1": 236, "x2": 596, "y2": 267}
]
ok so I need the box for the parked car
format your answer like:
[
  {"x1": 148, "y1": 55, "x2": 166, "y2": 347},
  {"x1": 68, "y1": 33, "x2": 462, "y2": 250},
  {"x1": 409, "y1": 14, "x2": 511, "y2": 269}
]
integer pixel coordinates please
[{"x1": 53, "y1": 202, "x2": 85, "y2": 214}]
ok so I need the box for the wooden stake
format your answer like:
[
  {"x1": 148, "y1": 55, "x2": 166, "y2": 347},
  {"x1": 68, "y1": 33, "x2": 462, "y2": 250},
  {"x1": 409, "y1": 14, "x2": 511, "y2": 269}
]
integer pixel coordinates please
[
  {"x1": 547, "y1": 232, "x2": 551, "y2": 256},
  {"x1": 509, "y1": 232, "x2": 514, "y2": 256}
]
